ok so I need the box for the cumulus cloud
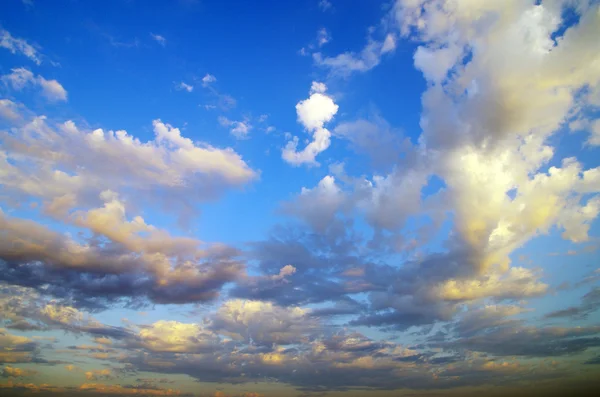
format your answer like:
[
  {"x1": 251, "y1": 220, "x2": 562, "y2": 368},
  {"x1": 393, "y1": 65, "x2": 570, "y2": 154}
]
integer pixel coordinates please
[
  {"x1": 1, "y1": 365, "x2": 36, "y2": 378},
  {"x1": 0, "y1": 194, "x2": 246, "y2": 307},
  {"x1": 134, "y1": 320, "x2": 220, "y2": 353},
  {"x1": 282, "y1": 82, "x2": 339, "y2": 165},
  {"x1": 218, "y1": 116, "x2": 252, "y2": 139},
  {"x1": 281, "y1": 175, "x2": 346, "y2": 232},
  {"x1": 209, "y1": 299, "x2": 318, "y2": 346},
  {"x1": 2, "y1": 68, "x2": 67, "y2": 101},
  {"x1": 0, "y1": 110, "x2": 256, "y2": 219}
]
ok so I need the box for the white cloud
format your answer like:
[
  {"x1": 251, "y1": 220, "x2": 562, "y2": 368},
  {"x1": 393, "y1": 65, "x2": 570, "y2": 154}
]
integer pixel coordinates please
[
  {"x1": 317, "y1": 28, "x2": 331, "y2": 47},
  {"x1": 381, "y1": 33, "x2": 396, "y2": 54},
  {"x1": 136, "y1": 320, "x2": 219, "y2": 353},
  {"x1": 589, "y1": 119, "x2": 600, "y2": 146},
  {"x1": 0, "y1": 99, "x2": 22, "y2": 121},
  {"x1": 1, "y1": 68, "x2": 67, "y2": 101},
  {"x1": 150, "y1": 33, "x2": 167, "y2": 46},
  {"x1": 218, "y1": 116, "x2": 252, "y2": 139},
  {"x1": 313, "y1": 36, "x2": 395, "y2": 77},
  {"x1": 175, "y1": 81, "x2": 194, "y2": 92},
  {"x1": 202, "y1": 73, "x2": 217, "y2": 87},
  {"x1": 436, "y1": 267, "x2": 548, "y2": 301},
  {"x1": 282, "y1": 82, "x2": 339, "y2": 166},
  {"x1": 282, "y1": 175, "x2": 346, "y2": 232},
  {"x1": 393, "y1": 0, "x2": 600, "y2": 273},
  {"x1": 319, "y1": 0, "x2": 332, "y2": 11},
  {"x1": 0, "y1": 29, "x2": 41, "y2": 65},
  {"x1": 0, "y1": 108, "x2": 257, "y2": 217},
  {"x1": 209, "y1": 299, "x2": 316, "y2": 345}
]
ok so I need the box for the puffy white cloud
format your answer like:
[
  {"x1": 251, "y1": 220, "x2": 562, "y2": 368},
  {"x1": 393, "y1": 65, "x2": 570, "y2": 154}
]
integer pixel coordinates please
[
  {"x1": 202, "y1": 73, "x2": 217, "y2": 86},
  {"x1": 436, "y1": 267, "x2": 547, "y2": 301},
  {"x1": 135, "y1": 320, "x2": 219, "y2": 353},
  {"x1": 281, "y1": 175, "x2": 346, "y2": 232},
  {"x1": 1, "y1": 68, "x2": 67, "y2": 101},
  {"x1": 175, "y1": 81, "x2": 193, "y2": 92},
  {"x1": 0, "y1": 111, "x2": 256, "y2": 215},
  {"x1": 218, "y1": 116, "x2": 252, "y2": 139},
  {"x1": 0, "y1": 29, "x2": 41, "y2": 65},
  {"x1": 382, "y1": 1, "x2": 600, "y2": 276},
  {"x1": 209, "y1": 299, "x2": 317, "y2": 346},
  {"x1": 282, "y1": 82, "x2": 338, "y2": 166}
]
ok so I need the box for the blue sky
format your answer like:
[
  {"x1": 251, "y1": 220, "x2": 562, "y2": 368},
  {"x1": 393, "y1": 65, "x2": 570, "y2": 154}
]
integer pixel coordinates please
[{"x1": 1, "y1": 1, "x2": 600, "y2": 396}]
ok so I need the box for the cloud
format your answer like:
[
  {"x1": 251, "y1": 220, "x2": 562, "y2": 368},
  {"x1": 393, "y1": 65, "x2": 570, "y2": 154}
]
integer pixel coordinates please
[
  {"x1": 545, "y1": 286, "x2": 600, "y2": 319},
  {"x1": 79, "y1": 383, "x2": 191, "y2": 396},
  {"x1": 0, "y1": 29, "x2": 41, "y2": 64},
  {"x1": 0, "y1": 194, "x2": 247, "y2": 307},
  {"x1": 208, "y1": 299, "x2": 319, "y2": 346},
  {"x1": 218, "y1": 116, "x2": 252, "y2": 139},
  {"x1": 1, "y1": 110, "x2": 256, "y2": 219},
  {"x1": 1, "y1": 365, "x2": 36, "y2": 378},
  {"x1": 313, "y1": 35, "x2": 396, "y2": 77},
  {"x1": 0, "y1": 328, "x2": 39, "y2": 364},
  {"x1": 317, "y1": 28, "x2": 331, "y2": 47},
  {"x1": 134, "y1": 320, "x2": 220, "y2": 353},
  {"x1": 84, "y1": 368, "x2": 113, "y2": 381},
  {"x1": 202, "y1": 73, "x2": 217, "y2": 87},
  {"x1": 282, "y1": 82, "x2": 339, "y2": 166},
  {"x1": 435, "y1": 267, "x2": 548, "y2": 301},
  {"x1": 588, "y1": 119, "x2": 600, "y2": 146},
  {"x1": 150, "y1": 33, "x2": 167, "y2": 46},
  {"x1": 175, "y1": 81, "x2": 193, "y2": 92},
  {"x1": 2, "y1": 68, "x2": 67, "y2": 101},
  {"x1": 0, "y1": 99, "x2": 23, "y2": 121},
  {"x1": 281, "y1": 175, "x2": 346, "y2": 232},
  {"x1": 318, "y1": 0, "x2": 332, "y2": 12}
]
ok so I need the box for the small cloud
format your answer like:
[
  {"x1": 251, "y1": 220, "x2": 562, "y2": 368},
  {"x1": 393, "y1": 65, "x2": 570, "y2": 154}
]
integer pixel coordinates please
[
  {"x1": 175, "y1": 81, "x2": 194, "y2": 92},
  {"x1": 317, "y1": 28, "x2": 331, "y2": 47},
  {"x1": 150, "y1": 33, "x2": 167, "y2": 46},
  {"x1": 202, "y1": 73, "x2": 217, "y2": 87},
  {"x1": 218, "y1": 116, "x2": 252, "y2": 139},
  {"x1": 2, "y1": 67, "x2": 67, "y2": 101},
  {"x1": 381, "y1": 33, "x2": 396, "y2": 54},
  {"x1": 319, "y1": 0, "x2": 332, "y2": 11}
]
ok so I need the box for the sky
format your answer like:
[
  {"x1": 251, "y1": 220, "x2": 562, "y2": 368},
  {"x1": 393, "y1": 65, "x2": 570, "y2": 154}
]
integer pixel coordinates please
[{"x1": 1, "y1": 0, "x2": 600, "y2": 396}]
